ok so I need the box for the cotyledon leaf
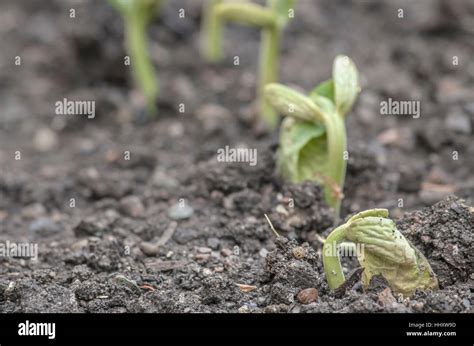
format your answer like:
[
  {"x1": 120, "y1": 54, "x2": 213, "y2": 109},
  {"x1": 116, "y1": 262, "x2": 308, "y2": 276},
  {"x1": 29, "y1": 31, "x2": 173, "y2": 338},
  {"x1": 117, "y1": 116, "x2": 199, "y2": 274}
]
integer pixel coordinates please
[
  {"x1": 342, "y1": 211, "x2": 438, "y2": 297},
  {"x1": 296, "y1": 130, "x2": 329, "y2": 183},
  {"x1": 347, "y1": 208, "x2": 389, "y2": 222},
  {"x1": 277, "y1": 119, "x2": 328, "y2": 182},
  {"x1": 280, "y1": 119, "x2": 325, "y2": 155},
  {"x1": 333, "y1": 55, "x2": 359, "y2": 116},
  {"x1": 216, "y1": 2, "x2": 277, "y2": 29},
  {"x1": 264, "y1": 83, "x2": 327, "y2": 123},
  {"x1": 310, "y1": 79, "x2": 335, "y2": 103}
]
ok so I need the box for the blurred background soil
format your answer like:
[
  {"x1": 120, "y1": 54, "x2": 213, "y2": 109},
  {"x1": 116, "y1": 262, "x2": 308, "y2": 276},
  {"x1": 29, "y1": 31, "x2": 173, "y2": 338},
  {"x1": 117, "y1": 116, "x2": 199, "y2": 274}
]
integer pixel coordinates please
[{"x1": 0, "y1": 0, "x2": 472, "y2": 312}]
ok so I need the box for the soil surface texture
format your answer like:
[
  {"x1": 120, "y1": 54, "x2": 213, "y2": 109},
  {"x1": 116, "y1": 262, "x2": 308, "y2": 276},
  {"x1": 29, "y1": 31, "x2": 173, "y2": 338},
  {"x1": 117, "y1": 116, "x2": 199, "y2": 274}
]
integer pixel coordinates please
[{"x1": 0, "y1": 0, "x2": 473, "y2": 313}]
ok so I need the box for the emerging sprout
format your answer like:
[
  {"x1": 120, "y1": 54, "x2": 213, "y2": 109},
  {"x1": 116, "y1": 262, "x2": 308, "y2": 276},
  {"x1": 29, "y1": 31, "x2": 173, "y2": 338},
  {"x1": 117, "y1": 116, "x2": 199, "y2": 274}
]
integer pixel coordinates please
[
  {"x1": 264, "y1": 55, "x2": 359, "y2": 221},
  {"x1": 322, "y1": 209, "x2": 438, "y2": 297},
  {"x1": 203, "y1": 0, "x2": 295, "y2": 127},
  {"x1": 109, "y1": 0, "x2": 161, "y2": 116}
]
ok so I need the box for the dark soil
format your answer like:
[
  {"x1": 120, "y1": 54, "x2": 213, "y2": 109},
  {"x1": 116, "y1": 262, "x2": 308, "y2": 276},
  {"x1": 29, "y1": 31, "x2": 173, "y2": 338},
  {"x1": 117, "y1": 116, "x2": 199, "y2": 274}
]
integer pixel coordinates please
[{"x1": 0, "y1": 0, "x2": 473, "y2": 313}]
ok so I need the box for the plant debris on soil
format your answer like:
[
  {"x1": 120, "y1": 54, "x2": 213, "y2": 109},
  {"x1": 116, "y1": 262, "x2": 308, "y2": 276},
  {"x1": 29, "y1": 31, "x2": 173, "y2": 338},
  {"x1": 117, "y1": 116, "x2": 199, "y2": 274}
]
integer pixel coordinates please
[{"x1": 0, "y1": 0, "x2": 473, "y2": 313}]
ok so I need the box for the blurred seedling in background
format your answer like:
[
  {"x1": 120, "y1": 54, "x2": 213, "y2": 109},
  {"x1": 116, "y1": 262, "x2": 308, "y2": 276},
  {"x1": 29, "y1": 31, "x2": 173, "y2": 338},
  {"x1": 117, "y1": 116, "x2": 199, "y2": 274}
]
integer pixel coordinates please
[
  {"x1": 202, "y1": 0, "x2": 295, "y2": 128},
  {"x1": 322, "y1": 209, "x2": 438, "y2": 297},
  {"x1": 264, "y1": 55, "x2": 359, "y2": 222},
  {"x1": 201, "y1": 0, "x2": 224, "y2": 63},
  {"x1": 109, "y1": 0, "x2": 162, "y2": 116}
]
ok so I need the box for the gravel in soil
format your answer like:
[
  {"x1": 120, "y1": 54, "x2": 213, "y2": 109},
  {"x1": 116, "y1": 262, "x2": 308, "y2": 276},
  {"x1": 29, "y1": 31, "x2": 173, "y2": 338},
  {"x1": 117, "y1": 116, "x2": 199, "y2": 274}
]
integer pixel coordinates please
[{"x1": 0, "y1": 0, "x2": 473, "y2": 313}]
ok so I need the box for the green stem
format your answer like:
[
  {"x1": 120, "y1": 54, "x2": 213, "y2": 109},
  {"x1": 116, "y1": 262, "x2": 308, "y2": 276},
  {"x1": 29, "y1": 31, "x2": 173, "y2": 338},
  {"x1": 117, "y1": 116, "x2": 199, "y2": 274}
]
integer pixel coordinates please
[
  {"x1": 322, "y1": 223, "x2": 347, "y2": 290},
  {"x1": 324, "y1": 112, "x2": 347, "y2": 223},
  {"x1": 125, "y1": 15, "x2": 158, "y2": 116},
  {"x1": 202, "y1": 0, "x2": 223, "y2": 63},
  {"x1": 259, "y1": 25, "x2": 281, "y2": 128}
]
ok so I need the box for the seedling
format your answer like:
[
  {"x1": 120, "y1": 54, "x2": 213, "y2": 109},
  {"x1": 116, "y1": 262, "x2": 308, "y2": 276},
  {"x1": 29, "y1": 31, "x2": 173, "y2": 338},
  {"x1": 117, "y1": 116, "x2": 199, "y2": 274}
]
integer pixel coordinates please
[
  {"x1": 201, "y1": 0, "x2": 224, "y2": 63},
  {"x1": 264, "y1": 55, "x2": 359, "y2": 221},
  {"x1": 322, "y1": 209, "x2": 438, "y2": 297},
  {"x1": 203, "y1": 0, "x2": 295, "y2": 127},
  {"x1": 109, "y1": 0, "x2": 161, "y2": 116}
]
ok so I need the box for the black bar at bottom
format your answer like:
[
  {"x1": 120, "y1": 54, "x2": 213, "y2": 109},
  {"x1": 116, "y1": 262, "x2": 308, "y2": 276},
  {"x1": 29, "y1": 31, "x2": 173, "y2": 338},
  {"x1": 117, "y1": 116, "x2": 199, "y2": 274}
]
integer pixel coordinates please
[{"x1": 0, "y1": 313, "x2": 471, "y2": 345}]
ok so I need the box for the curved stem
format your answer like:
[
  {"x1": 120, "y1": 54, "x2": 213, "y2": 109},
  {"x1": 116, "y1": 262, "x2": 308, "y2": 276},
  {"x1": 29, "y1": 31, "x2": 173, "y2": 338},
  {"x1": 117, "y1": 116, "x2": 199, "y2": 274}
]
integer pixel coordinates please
[{"x1": 323, "y1": 223, "x2": 347, "y2": 290}]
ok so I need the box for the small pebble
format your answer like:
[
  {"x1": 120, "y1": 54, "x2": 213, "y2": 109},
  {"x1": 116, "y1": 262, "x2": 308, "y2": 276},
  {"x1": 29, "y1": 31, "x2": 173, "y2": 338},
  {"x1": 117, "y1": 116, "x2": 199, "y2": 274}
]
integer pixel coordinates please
[
  {"x1": 412, "y1": 301, "x2": 425, "y2": 312},
  {"x1": 275, "y1": 204, "x2": 288, "y2": 215},
  {"x1": 71, "y1": 239, "x2": 88, "y2": 252},
  {"x1": 287, "y1": 214, "x2": 304, "y2": 227},
  {"x1": 77, "y1": 138, "x2": 95, "y2": 154},
  {"x1": 173, "y1": 228, "x2": 198, "y2": 245},
  {"x1": 34, "y1": 127, "x2": 58, "y2": 152},
  {"x1": 120, "y1": 196, "x2": 145, "y2": 218},
  {"x1": 0, "y1": 210, "x2": 7, "y2": 221},
  {"x1": 292, "y1": 247, "x2": 306, "y2": 260},
  {"x1": 238, "y1": 305, "x2": 250, "y2": 313},
  {"x1": 297, "y1": 288, "x2": 318, "y2": 304},
  {"x1": 450, "y1": 202, "x2": 463, "y2": 215},
  {"x1": 259, "y1": 248, "x2": 269, "y2": 258},
  {"x1": 73, "y1": 218, "x2": 107, "y2": 237},
  {"x1": 139, "y1": 242, "x2": 160, "y2": 256},
  {"x1": 168, "y1": 201, "x2": 194, "y2": 220},
  {"x1": 236, "y1": 284, "x2": 257, "y2": 293},
  {"x1": 210, "y1": 190, "x2": 224, "y2": 201},
  {"x1": 207, "y1": 237, "x2": 220, "y2": 250},
  {"x1": 196, "y1": 103, "x2": 232, "y2": 133},
  {"x1": 445, "y1": 108, "x2": 472, "y2": 134},
  {"x1": 420, "y1": 235, "x2": 431, "y2": 244},
  {"x1": 151, "y1": 169, "x2": 179, "y2": 188},
  {"x1": 21, "y1": 203, "x2": 46, "y2": 219},
  {"x1": 221, "y1": 248, "x2": 232, "y2": 257},
  {"x1": 195, "y1": 253, "x2": 210, "y2": 261},
  {"x1": 168, "y1": 122, "x2": 184, "y2": 137},
  {"x1": 378, "y1": 287, "x2": 398, "y2": 307},
  {"x1": 202, "y1": 268, "x2": 212, "y2": 277},
  {"x1": 197, "y1": 247, "x2": 212, "y2": 254},
  {"x1": 29, "y1": 217, "x2": 61, "y2": 237}
]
